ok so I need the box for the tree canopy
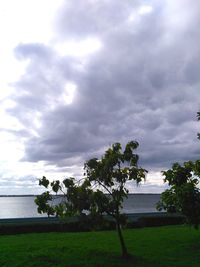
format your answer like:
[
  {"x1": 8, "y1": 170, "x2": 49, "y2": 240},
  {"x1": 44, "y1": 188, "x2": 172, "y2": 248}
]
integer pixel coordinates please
[
  {"x1": 35, "y1": 140, "x2": 147, "y2": 258},
  {"x1": 157, "y1": 160, "x2": 200, "y2": 228},
  {"x1": 158, "y1": 112, "x2": 200, "y2": 228}
]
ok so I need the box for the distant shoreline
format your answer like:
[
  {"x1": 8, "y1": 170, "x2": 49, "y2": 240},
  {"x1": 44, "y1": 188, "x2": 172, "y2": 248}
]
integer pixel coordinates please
[
  {"x1": 0, "y1": 193, "x2": 161, "y2": 197},
  {"x1": 0, "y1": 195, "x2": 36, "y2": 197}
]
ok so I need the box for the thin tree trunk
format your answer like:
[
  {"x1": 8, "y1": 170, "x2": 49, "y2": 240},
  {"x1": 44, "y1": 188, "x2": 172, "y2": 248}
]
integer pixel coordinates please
[{"x1": 116, "y1": 219, "x2": 129, "y2": 258}]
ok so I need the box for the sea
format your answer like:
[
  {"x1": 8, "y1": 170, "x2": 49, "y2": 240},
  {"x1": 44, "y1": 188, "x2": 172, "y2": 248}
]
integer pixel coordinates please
[{"x1": 0, "y1": 194, "x2": 161, "y2": 219}]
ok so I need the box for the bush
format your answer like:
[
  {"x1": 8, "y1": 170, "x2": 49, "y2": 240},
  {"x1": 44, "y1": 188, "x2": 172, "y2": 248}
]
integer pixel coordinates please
[
  {"x1": 0, "y1": 214, "x2": 186, "y2": 235},
  {"x1": 136, "y1": 215, "x2": 186, "y2": 227}
]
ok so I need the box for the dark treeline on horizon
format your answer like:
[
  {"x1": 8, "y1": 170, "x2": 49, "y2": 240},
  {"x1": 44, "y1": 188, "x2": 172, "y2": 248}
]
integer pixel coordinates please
[{"x1": 0, "y1": 193, "x2": 161, "y2": 197}]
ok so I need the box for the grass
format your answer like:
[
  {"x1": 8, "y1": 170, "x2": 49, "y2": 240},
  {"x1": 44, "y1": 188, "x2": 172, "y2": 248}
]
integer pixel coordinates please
[{"x1": 0, "y1": 225, "x2": 199, "y2": 267}]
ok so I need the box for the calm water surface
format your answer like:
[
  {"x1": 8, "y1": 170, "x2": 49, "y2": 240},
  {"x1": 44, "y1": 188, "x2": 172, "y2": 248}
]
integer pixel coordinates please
[{"x1": 0, "y1": 194, "x2": 161, "y2": 219}]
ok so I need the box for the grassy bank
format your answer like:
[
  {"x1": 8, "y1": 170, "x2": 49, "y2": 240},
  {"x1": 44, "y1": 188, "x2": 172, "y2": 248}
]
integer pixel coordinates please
[{"x1": 0, "y1": 225, "x2": 199, "y2": 267}]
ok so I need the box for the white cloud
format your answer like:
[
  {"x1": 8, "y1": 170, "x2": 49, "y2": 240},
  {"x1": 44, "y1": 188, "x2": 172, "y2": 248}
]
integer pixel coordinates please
[
  {"x1": 1, "y1": 0, "x2": 200, "y2": 195},
  {"x1": 0, "y1": 132, "x2": 24, "y2": 162},
  {"x1": 62, "y1": 82, "x2": 77, "y2": 105},
  {"x1": 138, "y1": 5, "x2": 153, "y2": 15},
  {"x1": 0, "y1": 0, "x2": 64, "y2": 194},
  {"x1": 54, "y1": 37, "x2": 102, "y2": 57}
]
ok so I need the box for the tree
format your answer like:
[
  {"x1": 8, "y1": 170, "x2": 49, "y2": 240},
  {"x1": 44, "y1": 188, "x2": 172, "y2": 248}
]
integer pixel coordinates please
[
  {"x1": 157, "y1": 112, "x2": 200, "y2": 228},
  {"x1": 35, "y1": 141, "x2": 147, "y2": 258},
  {"x1": 157, "y1": 161, "x2": 200, "y2": 228}
]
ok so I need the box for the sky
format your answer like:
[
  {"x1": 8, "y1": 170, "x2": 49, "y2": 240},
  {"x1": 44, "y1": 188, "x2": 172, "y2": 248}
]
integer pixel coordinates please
[{"x1": 0, "y1": 0, "x2": 200, "y2": 195}]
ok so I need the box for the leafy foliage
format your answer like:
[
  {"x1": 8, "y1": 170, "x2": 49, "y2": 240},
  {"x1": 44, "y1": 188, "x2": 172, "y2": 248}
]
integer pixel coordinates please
[
  {"x1": 157, "y1": 161, "x2": 200, "y2": 228},
  {"x1": 35, "y1": 141, "x2": 147, "y2": 257},
  {"x1": 84, "y1": 141, "x2": 146, "y2": 215},
  {"x1": 158, "y1": 112, "x2": 200, "y2": 228}
]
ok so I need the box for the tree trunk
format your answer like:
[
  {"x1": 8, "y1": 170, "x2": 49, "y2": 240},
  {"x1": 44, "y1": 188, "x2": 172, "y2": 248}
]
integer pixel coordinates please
[{"x1": 116, "y1": 219, "x2": 129, "y2": 258}]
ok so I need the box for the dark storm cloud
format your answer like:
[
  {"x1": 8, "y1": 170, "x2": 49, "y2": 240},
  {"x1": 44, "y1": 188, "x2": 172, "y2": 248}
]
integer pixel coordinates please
[{"x1": 10, "y1": 0, "x2": 200, "y2": 174}]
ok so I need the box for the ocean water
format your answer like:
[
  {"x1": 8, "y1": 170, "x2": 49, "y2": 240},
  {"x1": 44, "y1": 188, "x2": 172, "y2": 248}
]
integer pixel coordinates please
[{"x1": 0, "y1": 194, "x2": 161, "y2": 219}]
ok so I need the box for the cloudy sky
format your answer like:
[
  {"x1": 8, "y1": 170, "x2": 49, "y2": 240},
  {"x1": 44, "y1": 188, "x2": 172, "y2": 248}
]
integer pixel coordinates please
[{"x1": 0, "y1": 0, "x2": 200, "y2": 195}]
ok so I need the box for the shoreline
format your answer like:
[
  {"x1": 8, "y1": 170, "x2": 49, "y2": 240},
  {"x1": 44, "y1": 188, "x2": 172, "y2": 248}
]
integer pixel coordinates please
[
  {"x1": 0, "y1": 193, "x2": 161, "y2": 197},
  {"x1": 0, "y1": 212, "x2": 168, "y2": 223}
]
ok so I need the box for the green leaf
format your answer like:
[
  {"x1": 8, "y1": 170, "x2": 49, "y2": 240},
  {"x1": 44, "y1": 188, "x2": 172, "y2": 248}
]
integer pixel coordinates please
[
  {"x1": 51, "y1": 180, "x2": 60, "y2": 193},
  {"x1": 39, "y1": 176, "x2": 49, "y2": 188}
]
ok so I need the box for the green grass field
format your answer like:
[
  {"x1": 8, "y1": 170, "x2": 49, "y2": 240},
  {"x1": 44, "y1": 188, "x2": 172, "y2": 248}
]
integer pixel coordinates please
[{"x1": 0, "y1": 225, "x2": 199, "y2": 267}]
